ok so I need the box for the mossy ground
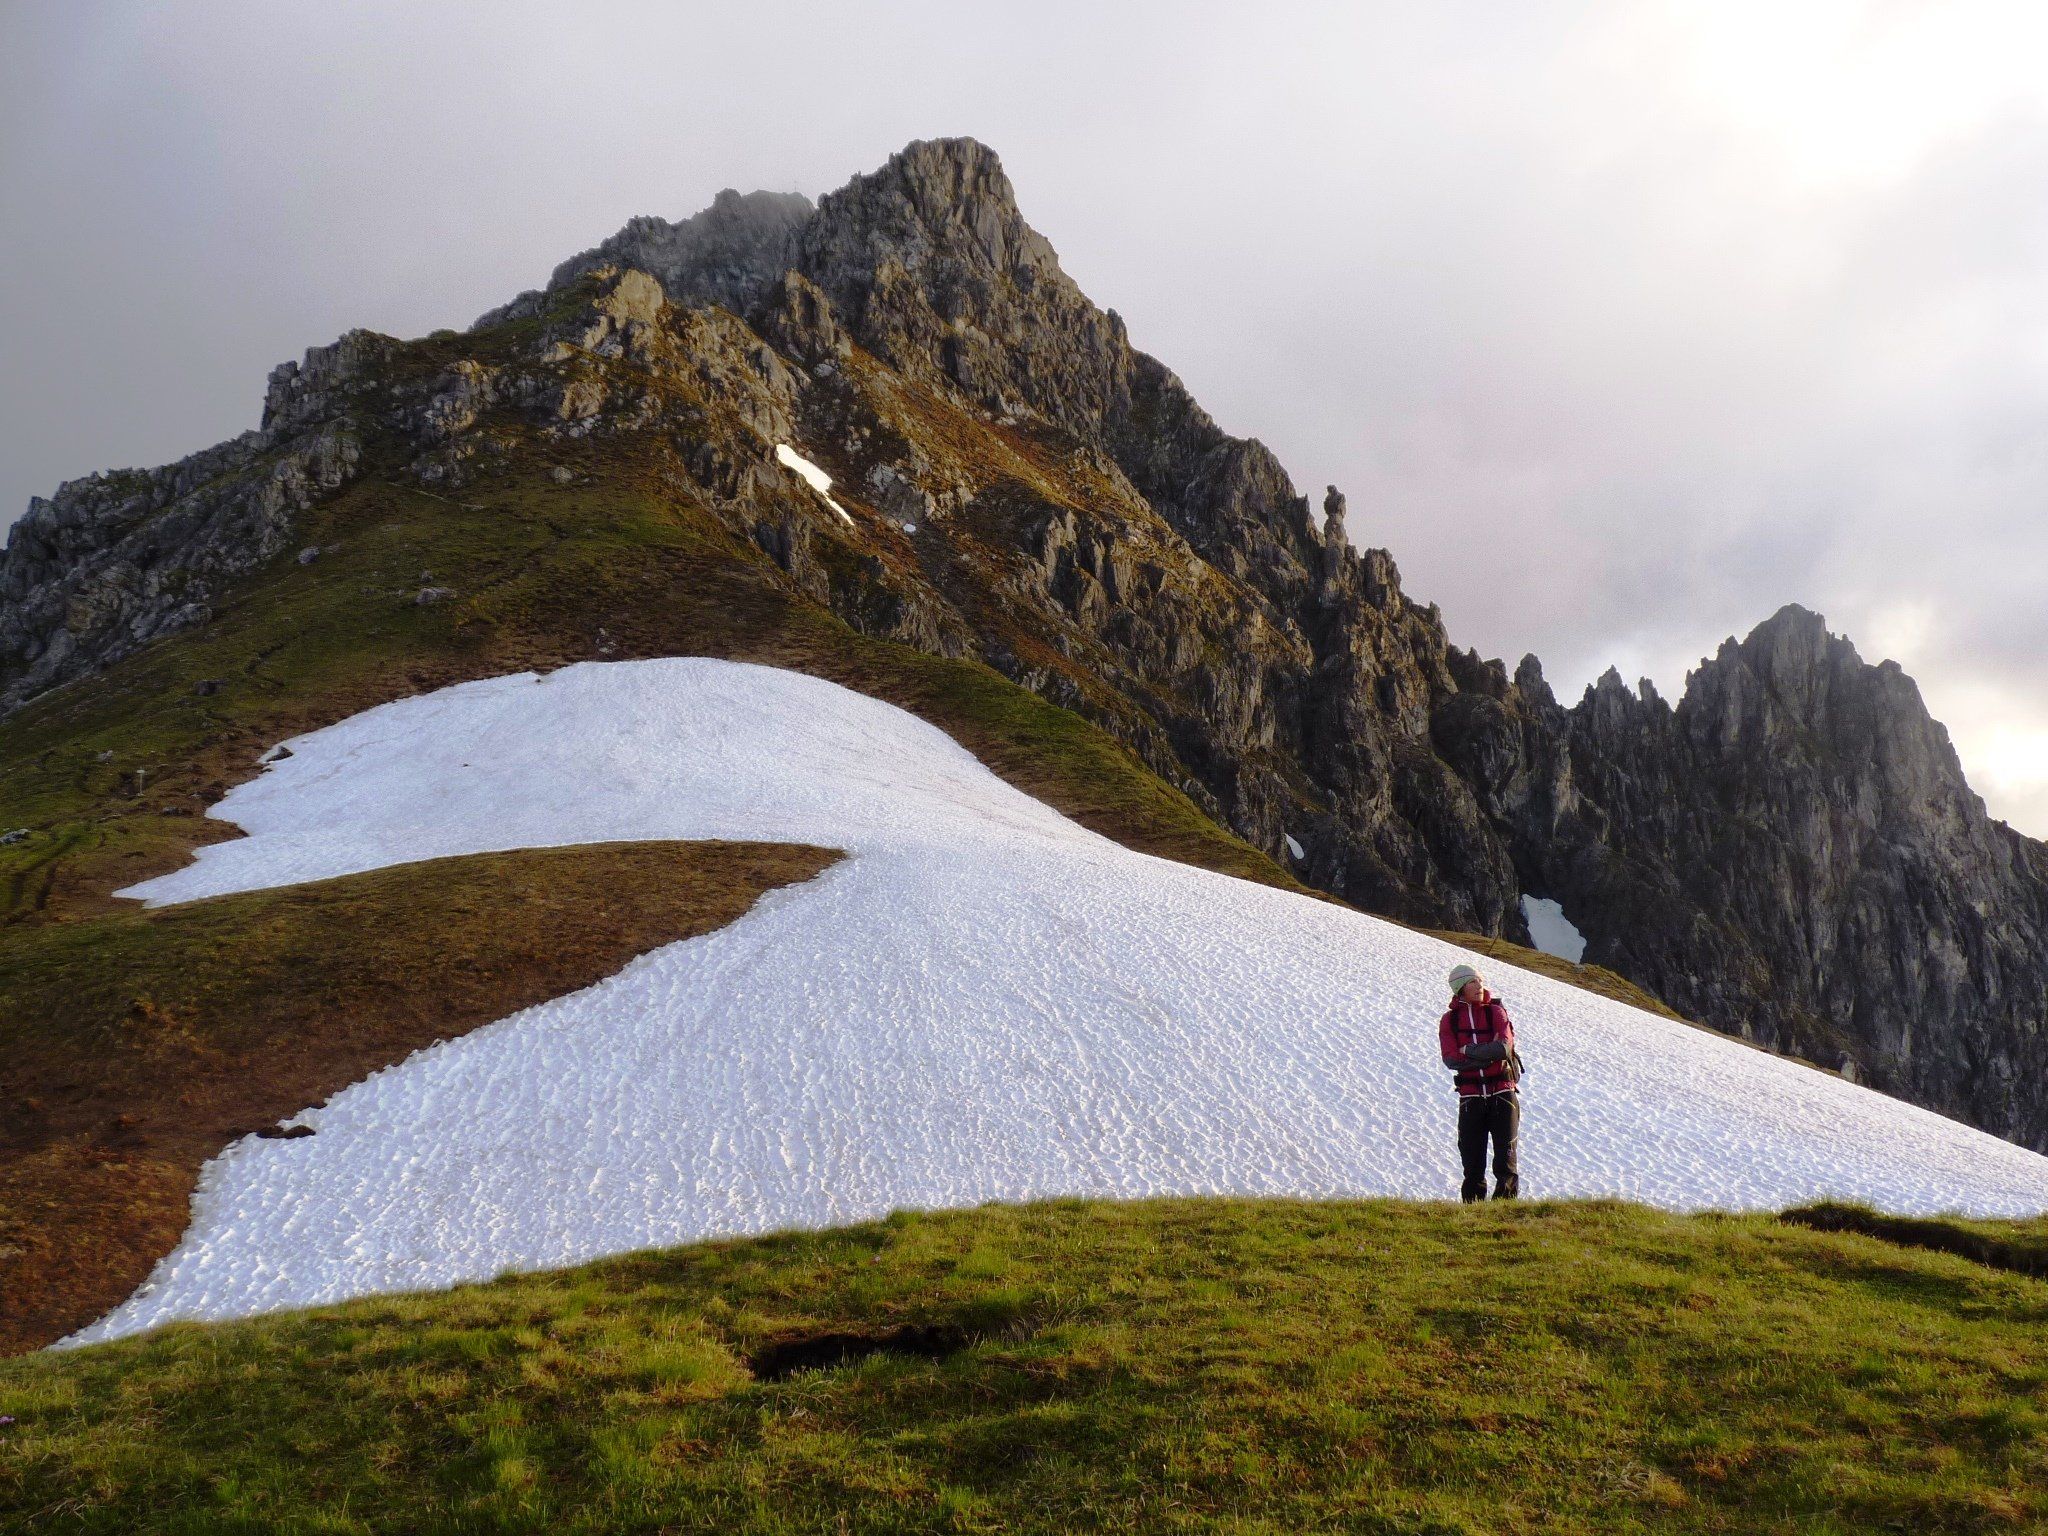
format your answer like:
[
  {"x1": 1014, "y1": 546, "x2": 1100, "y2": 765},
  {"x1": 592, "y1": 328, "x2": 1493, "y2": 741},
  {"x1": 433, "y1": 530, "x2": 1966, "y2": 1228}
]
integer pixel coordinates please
[{"x1": 3, "y1": 1197, "x2": 2045, "y2": 1534}]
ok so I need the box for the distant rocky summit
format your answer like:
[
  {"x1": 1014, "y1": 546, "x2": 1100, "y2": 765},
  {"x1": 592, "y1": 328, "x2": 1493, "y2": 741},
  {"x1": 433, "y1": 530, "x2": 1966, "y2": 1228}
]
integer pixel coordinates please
[
  {"x1": 5, "y1": 136, "x2": 2044, "y2": 1148},
  {"x1": 1493, "y1": 606, "x2": 2048, "y2": 1146}
]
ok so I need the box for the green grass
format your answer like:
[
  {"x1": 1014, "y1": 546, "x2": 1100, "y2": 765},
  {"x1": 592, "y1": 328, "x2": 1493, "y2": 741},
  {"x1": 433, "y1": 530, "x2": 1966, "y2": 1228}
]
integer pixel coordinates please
[
  {"x1": 3, "y1": 1197, "x2": 2044, "y2": 1533},
  {"x1": 1782, "y1": 1203, "x2": 2048, "y2": 1280}
]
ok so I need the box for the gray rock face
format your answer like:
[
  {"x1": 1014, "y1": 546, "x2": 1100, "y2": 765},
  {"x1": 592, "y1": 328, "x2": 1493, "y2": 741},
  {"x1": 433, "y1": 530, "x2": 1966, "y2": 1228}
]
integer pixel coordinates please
[
  {"x1": 638, "y1": 137, "x2": 2048, "y2": 1146},
  {"x1": 1489, "y1": 606, "x2": 2048, "y2": 1149},
  {"x1": 5, "y1": 135, "x2": 2045, "y2": 1151},
  {"x1": 0, "y1": 418, "x2": 359, "y2": 713},
  {"x1": 473, "y1": 188, "x2": 815, "y2": 329},
  {"x1": 748, "y1": 141, "x2": 1522, "y2": 933}
]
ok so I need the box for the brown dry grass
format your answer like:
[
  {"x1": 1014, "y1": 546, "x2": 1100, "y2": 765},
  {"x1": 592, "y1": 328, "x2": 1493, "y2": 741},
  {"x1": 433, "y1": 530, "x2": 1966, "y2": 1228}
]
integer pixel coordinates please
[{"x1": 0, "y1": 839, "x2": 836, "y2": 1353}]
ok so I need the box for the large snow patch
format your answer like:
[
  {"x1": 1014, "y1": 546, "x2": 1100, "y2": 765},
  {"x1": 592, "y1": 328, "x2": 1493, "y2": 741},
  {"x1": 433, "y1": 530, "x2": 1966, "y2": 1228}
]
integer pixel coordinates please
[
  {"x1": 1520, "y1": 895, "x2": 1588, "y2": 964},
  {"x1": 774, "y1": 443, "x2": 854, "y2": 526},
  {"x1": 66, "y1": 659, "x2": 2048, "y2": 1345}
]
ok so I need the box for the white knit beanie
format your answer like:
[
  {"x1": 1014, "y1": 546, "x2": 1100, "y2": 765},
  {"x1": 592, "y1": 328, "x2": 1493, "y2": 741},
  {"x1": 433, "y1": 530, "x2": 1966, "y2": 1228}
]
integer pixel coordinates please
[{"x1": 1447, "y1": 963, "x2": 1482, "y2": 994}]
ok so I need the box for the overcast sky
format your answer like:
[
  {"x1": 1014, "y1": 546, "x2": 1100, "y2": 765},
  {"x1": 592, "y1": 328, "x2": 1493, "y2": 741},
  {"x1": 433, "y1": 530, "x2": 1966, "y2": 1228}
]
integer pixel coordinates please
[{"x1": 5, "y1": 1, "x2": 2046, "y2": 834}]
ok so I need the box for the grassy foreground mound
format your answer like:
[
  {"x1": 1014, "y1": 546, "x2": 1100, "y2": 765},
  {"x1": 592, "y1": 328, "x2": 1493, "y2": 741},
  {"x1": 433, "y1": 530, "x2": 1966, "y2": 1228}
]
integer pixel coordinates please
[{"x1": 4, "y1": 1198, "x2": 2044, "y2": 1534}]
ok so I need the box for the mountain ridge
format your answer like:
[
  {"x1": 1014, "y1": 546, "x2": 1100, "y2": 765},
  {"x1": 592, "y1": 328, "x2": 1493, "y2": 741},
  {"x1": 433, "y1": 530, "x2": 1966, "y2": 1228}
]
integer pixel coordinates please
[{"x1": 3, "y1": 135, "x2": 2044, "y2": 1149}]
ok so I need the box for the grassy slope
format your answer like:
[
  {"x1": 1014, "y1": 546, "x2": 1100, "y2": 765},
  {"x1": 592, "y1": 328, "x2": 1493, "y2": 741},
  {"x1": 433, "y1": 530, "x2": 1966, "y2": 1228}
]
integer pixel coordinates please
[
  {"x1": 0, "y1": 841, "x2": 837, "y2": 1355},
  {"x1": 0, "y1": 431, "x2": 1298, "y2": 925},
  {"x1": 3, "y1": 1197, "x2": 2045, "y2": 1534},
  {"x1": 1782, "y1": 1204, "x2": 2048, "y2": 1280}
]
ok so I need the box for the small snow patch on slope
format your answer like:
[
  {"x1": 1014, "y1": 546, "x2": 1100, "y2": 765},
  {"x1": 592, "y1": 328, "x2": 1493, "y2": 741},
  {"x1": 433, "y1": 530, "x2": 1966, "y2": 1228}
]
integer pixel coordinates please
[
  {"x1": 1521, "y1": 895, "x2": 1587, "y2": 964},
  {"x1": 65, "y1": 659, "x2": 2048, "y2": 1347},
  {"x1": 775, "y1": 444, "x2": 855, "y2": 527}
]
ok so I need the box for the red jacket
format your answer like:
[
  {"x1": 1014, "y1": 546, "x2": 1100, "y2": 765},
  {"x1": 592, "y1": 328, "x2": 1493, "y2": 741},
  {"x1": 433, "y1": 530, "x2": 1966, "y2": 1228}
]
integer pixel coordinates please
[{"x1": 1439, "y1": 992, "x2": 1518, "y2": 1098}]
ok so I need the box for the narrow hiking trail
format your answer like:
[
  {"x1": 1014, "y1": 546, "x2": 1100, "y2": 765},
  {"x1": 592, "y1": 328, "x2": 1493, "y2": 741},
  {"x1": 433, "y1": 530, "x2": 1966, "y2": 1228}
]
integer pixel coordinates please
[{"x1": 65, "y1": 658, "x2": 2048, "y2": 1345}]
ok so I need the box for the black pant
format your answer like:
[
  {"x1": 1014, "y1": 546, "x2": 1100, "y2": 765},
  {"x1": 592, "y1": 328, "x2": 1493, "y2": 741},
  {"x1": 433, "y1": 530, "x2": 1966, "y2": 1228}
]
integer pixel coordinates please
[{"x1": 1457, "y1": 1092, "x2": 1520, "y2": 1201}]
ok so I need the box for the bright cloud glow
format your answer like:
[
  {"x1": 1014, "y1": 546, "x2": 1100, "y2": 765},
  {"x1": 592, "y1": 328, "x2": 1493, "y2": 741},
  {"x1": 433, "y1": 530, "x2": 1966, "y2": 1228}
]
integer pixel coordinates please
[{"x1": 1664, "y1": 0, "x2": 2048, "y2": 190}]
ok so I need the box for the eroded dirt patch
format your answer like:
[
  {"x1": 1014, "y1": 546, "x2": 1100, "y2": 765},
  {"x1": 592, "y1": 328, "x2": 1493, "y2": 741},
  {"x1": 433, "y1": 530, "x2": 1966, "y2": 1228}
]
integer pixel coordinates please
[{"x1": 749, "y1": 1323, "x2": 976, "y2": 1381}]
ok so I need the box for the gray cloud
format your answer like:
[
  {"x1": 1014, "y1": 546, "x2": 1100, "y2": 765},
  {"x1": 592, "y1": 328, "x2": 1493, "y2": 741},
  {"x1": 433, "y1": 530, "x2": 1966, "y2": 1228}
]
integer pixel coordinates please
[{"x1": 5, "y1": 1, "x2": 2044, "y2": 832}]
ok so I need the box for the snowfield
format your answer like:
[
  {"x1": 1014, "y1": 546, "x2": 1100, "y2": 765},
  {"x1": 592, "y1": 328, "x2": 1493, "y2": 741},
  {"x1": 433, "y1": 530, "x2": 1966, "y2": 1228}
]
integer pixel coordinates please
[
  {"x1": 1520, "y1": 895, "x2": 1588, "y2": 964},
  {"x1": 65, "y1": 659, "x2": 2048, "y2": 1346}
]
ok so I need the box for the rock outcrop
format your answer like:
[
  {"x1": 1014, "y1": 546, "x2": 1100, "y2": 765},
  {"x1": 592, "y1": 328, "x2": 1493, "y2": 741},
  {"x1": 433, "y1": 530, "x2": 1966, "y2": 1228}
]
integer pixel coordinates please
[
  {"x1": 0, "y1": 418, "x2": 359, "y2": 714},
  {"x1": 1489, "y1": 606, "x2": 2048, "y2": 1148},
  {"x1": 5, "y1": 136, "x2": 2044, "y2": 1149}
]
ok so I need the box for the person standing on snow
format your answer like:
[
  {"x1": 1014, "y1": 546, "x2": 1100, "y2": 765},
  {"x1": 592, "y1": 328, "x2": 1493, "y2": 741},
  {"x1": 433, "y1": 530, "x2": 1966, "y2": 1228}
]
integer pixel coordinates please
[{"x1": 1439, "y1": 963, "x2": 1521, "y2": 1201}]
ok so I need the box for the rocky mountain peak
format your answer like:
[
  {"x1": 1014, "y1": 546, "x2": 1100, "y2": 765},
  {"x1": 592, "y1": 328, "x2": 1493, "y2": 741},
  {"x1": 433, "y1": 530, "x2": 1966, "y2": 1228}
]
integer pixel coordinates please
[
  {"x1": 1676, "y1": 602, "x2": 1974, "y2": 814},
  {"x1": 477, "y1": 137, "x2": 1063, "y2": 345},
  {"x1": 785, "y1": 137, "x2": 1109, "y2": 428},
  {"x1": 1746, "y1": 598, "x2": 1831, "y2": 646},
  {"x1": 1511, "y1": 653, "x2": 1556, "y2": 710},
  {"x1": 800, "y1": 135, "x2": 1055, "y2": 288},
  {"x1": 474, "y1": 187, "x2": 814, "y2": 329},
  {"x1": 1699, "y1": 601, "x2": 1851, "y2": 715}
]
